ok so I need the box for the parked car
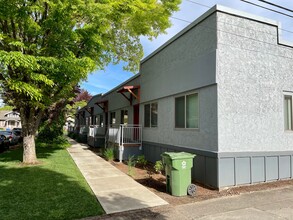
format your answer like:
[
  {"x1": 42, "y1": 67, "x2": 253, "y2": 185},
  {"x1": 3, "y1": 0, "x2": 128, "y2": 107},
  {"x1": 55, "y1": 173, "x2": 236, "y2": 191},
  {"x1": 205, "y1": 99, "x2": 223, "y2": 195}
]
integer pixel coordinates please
[
  {"x1": 13, "y1": 130, "x2": 23, "y2": 142},
  {"x1": 0, "y1": 131, "x2": 20, "y2": 145},
  {"x1": 12, "y1": 128, "x2": 22, "y2": 132},
  {"x1": 0, "y1": 135, "x2": 9, "y2": 152}
]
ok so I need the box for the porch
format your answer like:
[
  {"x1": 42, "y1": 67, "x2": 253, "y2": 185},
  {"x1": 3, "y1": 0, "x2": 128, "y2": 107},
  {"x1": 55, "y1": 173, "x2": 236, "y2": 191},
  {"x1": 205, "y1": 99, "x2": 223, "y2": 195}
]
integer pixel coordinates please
[
  {"x1": 106, "y1": 124, "x2": 142, "y2": 162},
  {"x1": 88, "y1": 125, "x2": 106, "y2": 148}
]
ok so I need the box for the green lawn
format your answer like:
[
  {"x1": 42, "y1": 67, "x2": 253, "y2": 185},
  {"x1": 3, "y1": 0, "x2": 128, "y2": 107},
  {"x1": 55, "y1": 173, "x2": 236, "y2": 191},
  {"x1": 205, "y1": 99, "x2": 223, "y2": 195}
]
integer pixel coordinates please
[{"x1": 0, "y1": 144, "x2": 104, "y2": 220}]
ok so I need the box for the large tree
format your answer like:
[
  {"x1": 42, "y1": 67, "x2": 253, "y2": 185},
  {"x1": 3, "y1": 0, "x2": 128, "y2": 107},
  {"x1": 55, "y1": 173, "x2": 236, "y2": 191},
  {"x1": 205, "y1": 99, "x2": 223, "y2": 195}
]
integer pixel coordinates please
[{"x1": 0, "y1": 0, "x2": 180, "y2": 164}]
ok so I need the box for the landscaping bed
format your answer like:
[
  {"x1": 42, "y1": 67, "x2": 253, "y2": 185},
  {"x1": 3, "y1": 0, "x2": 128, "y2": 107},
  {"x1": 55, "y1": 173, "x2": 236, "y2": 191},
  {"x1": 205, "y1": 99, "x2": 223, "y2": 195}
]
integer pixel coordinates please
[
  {"x1": 110, "y1": 160, "x2": 293, "y2": 205},
  {"x1": 89, "y1": 146, "x2": 293, "y2": 206}
]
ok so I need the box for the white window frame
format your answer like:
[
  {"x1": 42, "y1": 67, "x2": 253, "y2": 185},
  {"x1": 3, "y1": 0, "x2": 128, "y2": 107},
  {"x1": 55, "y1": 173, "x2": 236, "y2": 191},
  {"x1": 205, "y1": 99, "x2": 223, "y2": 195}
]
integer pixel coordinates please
[
  {"x1": 144, "y1": 102, "x2": 158, "y2": 128},
  {"x1": 94, "y1": 114, "x2": 104, "y2": 127},
  {"x1": 120, "y1": 109, "x2": 128, "y2": 125},
  {"x1": 284, "y1": 92, "x2": 293, "y2": 131},
  {"x1": 110, "y1": 112, "x2": 116, "y2": 125},
  {"x1": 175, "y1": 92, "x2": 199, "y2": 129}
]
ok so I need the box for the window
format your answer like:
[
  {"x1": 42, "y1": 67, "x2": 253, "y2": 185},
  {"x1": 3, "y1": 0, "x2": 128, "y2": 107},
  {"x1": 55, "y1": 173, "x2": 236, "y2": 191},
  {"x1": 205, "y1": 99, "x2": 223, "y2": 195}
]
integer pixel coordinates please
[
  {"x1": 120, "y1": 110, "x2": 128, "y2": 125},
  {"x1": 85, "y1": 117, "x2": 90, "y2": 126},
  {"x1": 110, "y1": 112, "x2": 116, "y2": 125},
  {"x1": 284, "y1": 94, "x2": 293, "y2": 130},
  {"x1": 95, "y1": 114, "x2": 104, "y2": 127},
  {"x1": 175, "y1": 93, "x2": 199, "y2": 129},
  {"x1": 144, "y1": 102, "x2": 158, "y2": 127}
]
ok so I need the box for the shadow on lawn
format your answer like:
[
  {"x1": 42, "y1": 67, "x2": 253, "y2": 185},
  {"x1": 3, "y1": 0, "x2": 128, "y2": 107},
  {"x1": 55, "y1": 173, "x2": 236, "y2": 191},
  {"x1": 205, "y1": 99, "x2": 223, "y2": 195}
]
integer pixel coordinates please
[
  {"x1": 0, "y1": 150, "x2": 103, "y2": 220},
  {"x1": 0, "y1": 146, "x2": 61, "y2": 163}
]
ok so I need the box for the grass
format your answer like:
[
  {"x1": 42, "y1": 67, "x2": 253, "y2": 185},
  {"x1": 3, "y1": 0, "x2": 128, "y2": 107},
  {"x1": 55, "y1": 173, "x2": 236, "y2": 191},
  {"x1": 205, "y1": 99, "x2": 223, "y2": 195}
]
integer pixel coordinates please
[{"x1": 0, "y1": 141, "x2": 104, "y2": 220}]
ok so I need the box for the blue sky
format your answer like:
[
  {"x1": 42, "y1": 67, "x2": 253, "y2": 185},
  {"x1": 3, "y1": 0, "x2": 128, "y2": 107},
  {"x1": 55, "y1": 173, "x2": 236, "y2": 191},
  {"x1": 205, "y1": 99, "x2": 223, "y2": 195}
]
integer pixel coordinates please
[{"x1": 81, "y1": 0, "x2": 293, "y2": 95}]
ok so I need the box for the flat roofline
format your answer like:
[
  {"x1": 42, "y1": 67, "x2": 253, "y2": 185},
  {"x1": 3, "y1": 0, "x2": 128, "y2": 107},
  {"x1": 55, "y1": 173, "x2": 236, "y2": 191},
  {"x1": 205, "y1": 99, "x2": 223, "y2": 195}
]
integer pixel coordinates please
[
  {"x1": 141, "y1": 4, "x2": 287, "y2": 64},
  {"x1": 102, "y1": 73, "x2": 140, "y2": 97},
  {"x1": 87, "y1": 93, "x2": 103, "y2": 106}
]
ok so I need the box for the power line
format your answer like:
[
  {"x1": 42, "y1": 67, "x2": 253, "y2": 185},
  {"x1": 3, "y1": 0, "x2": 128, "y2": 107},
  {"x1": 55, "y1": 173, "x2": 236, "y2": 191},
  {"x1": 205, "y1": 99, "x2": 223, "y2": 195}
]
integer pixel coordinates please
[
  {"x1": 257, "y1": 0, "x2": 293, "y2": 13},
  {"x1": 171, "y1": 16, "x2": 191, "y2": 24},
  {"x1": 240, "y1": 0, "x2": 293, "y2": 19},
  {"x1": 168, "y1": 1, "x2": 293, "y2": 61},
  {"x1": 184, "y1": 0, "x2": 211, "y2": 9},
  {"x1": 182, "y1": 0, "x2": 293, "y2": 35},
  {"x1": 169, "y1": 14, "x2": 293, "y2": 61},
  {"x1": 171, "y1": 13, "x2": 293, "y2": 40}
]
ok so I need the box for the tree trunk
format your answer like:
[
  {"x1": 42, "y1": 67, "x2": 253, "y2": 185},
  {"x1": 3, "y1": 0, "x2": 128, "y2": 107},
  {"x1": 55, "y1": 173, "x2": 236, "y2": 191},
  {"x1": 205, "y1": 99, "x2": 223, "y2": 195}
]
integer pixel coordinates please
[
  {"x1": 23, "y1": 135, "x2": 37, "y2": 164},
  {"x1": 20, "y1": 107, "x2": 43, "y2": 164}
]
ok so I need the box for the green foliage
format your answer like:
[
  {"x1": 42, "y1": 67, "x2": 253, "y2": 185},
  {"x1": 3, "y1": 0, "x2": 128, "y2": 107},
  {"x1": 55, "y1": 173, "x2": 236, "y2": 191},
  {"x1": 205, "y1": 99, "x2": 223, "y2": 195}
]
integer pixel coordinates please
[
  {"x1": 37, "y1": 113, "x2": 66, "y2": 144},
  {"x1": 0, "y1": 0, "x2": 181, "y2": 108},
  {"x1": 67, "y1": 132, "x2": 74, "y2": 138},
  {"x1": 66, "y1": 100, "x2": 87, "y2": 118},
  {"x1": 71, "y1": 133, "x2": 79, "y2": 140},
  {"x1": 76, "y1": 135, "x2": 87, "y2": 144},
  {"x1": 154, "y1": 160, "x2": 164, "y2": 174},
  {"x1": 0, "y1": 0, "x2": 181, "y2": 162},
  {"x1": 0, "y1": 146, "x2": 104, "y2": 219},
  {"x1": 0, "y1": 105, "x2": 13, "y2": 111},
  {"x1": 127, "y1": 155, "x2": 136, "y2": 177},
  {"x1": 136, "y1": 155, "x2": 148, "y2": 167},
  {"x1": 36, "y1": 135, "x2": 70, "y2": 149},
  {"x1": 103, "y1": 148, "x2": 114, "y2": 161},
  {"x1": 67, "y1": 132, "x2": 79, "y2": 141}
]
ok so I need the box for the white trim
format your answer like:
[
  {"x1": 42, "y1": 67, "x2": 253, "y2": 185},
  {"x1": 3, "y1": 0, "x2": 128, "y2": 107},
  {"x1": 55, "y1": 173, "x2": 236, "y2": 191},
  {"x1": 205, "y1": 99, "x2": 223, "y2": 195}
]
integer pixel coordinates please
[
  {"x1": 143, "y1": 102, "x2": 158, "y2": 128},
  {"x1": 174, "y1": 92, "x2": 200, "y2": 130},
  {"x1": 284, "y1": 92, "x2": 293, "y2": 131}
]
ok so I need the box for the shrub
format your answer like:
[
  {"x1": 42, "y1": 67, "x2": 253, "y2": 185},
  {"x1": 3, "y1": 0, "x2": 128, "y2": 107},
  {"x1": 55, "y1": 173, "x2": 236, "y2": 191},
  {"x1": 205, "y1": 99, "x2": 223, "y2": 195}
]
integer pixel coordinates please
[
  {"x1": 103, "y1": 148, "x2": 114, "y2": 161},
  {"x1": 71, "y1": 133, "x2": 78, "y2": 140},
  {"x1": 127, "y1": 155, "x2": 136, "y2": 177},
  {"x1": 36, "y1": 135, "x2": 70, "y2": 149},
  {"x1": 136, "y1": 155, "x2": 148, "y2": 167},
  {"x1": 76, "y1": 135, "x2": 87, "y2": 143},
  {"x1": 154, "y1": 160, "x2": 164, "y2": 174},
  {"x1": 67, "y1": 132, "x2": 74, "y2": 138}
]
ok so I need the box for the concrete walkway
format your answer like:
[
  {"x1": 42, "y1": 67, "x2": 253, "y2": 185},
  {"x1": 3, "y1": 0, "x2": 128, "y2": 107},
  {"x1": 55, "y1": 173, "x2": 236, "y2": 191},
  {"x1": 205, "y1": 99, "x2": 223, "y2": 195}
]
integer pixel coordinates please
[
  {"x1": 67, "y1": 139, "x2": 168, "y2": 214},
  {"x1": 93, "y1": 184, "x2": 293, "y2": 219}
]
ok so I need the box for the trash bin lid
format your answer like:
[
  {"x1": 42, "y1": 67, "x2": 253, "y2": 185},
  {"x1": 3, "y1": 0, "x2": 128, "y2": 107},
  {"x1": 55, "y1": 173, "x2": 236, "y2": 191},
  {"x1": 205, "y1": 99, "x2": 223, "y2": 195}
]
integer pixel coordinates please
[{"x1": 162, "y1": 152, "x2": 195, "y2": 160}]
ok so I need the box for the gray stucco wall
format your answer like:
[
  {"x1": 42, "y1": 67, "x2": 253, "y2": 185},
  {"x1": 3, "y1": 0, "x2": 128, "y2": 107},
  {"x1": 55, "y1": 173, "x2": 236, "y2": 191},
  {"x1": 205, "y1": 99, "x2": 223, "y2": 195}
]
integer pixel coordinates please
[
  {"x1": 140, "y1": 13, "x2": 217, "y2": 102},
  {"x1": 103, "y1": 75, "x2": 140, "y2": 126},
  {"x1": 141, "y1": 85, "x2": 218, "y2": 152},
  {"x1": 140, "y1": 8, "x2": 293, "y2": 188},
  {"x1": 216, "y1": 12, "x2": 293, "y2": 153},
  {"x1": 140, "y1": 13, "x2": 219, "y2": 152},
  {"x1": 87, "y1": 94, "x2": 104, "y2": 116}
]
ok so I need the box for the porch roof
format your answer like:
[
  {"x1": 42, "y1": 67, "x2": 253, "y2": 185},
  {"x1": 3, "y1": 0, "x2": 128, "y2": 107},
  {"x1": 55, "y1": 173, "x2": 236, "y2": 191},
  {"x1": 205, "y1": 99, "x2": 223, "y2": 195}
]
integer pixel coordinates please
[
  {"x1": 117, "y1": 85, "x2": 140, "y2": 93},
  {"x1": 95, "y1": 100, "x2": 108, "y2": 112},
  {"x1": 117, "y1": 85, "x2": 140, "y2": 104}
]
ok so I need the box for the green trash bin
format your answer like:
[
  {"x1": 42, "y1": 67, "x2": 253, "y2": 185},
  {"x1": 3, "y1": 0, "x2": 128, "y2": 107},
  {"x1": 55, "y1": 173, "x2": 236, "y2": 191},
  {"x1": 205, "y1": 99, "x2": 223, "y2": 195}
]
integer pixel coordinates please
[{"x1": 162, "y1": 152, "x2": 195, "y2": 196}]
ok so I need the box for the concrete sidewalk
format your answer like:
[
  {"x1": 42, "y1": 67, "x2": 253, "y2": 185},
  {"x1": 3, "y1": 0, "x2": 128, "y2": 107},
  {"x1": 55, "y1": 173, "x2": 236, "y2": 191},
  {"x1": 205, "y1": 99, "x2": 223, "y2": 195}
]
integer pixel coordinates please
[
  {"x1": 67, "y1": 139, "x2": 168, "y2": 214},
  {"x1": 94, "y1": 184, "x2": 293, "y2": 219}
]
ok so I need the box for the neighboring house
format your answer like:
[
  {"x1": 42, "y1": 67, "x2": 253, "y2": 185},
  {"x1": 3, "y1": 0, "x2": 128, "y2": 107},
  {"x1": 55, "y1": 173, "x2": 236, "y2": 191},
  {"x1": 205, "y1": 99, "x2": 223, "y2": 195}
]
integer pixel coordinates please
[
  {"x1": 85, "y1": 94, "x2": 106, "y2": 147},
  {"x1": 0, "y1": 111, "x2": 21, "y2": 130},
  {"x1": 74, "y1": 106, "x2": 87, "y2": 134},
  {"x1": 65, "y1": 116, "x2": 75, "y2": 131},
  {"x1": 73, "y1": 5, "x2": 293, "y2": 189}
]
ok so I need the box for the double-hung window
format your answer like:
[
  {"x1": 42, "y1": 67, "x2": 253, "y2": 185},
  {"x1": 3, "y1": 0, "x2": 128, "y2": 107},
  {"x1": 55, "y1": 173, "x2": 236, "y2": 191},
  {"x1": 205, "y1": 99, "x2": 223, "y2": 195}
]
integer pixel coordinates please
[
  {"x1": 144, "y1": 102, "x2": 158, "y2": 127},
  {"x1": 95, "y1": 114, "x2": 104, "y2": 127},
  {"x1": 120, "y1": 110, "x2": 128, "y2": 125},
  {"x1": 110, "y1": 112, "x2": 116, "y2": 125},
  {"x1": 175, "y1": 93, "x2": 199, "y2": 129},
  {"x1": 284, "y1": 93, "x2": 293, "y2": 131}
]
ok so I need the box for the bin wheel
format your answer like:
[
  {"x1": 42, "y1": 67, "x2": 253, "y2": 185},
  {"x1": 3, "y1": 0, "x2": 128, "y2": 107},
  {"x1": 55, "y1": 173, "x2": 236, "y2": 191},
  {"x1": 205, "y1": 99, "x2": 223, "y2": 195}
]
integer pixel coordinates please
[{"x1": 187, "y1": 184, "x2": 197, "y2": 196}]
